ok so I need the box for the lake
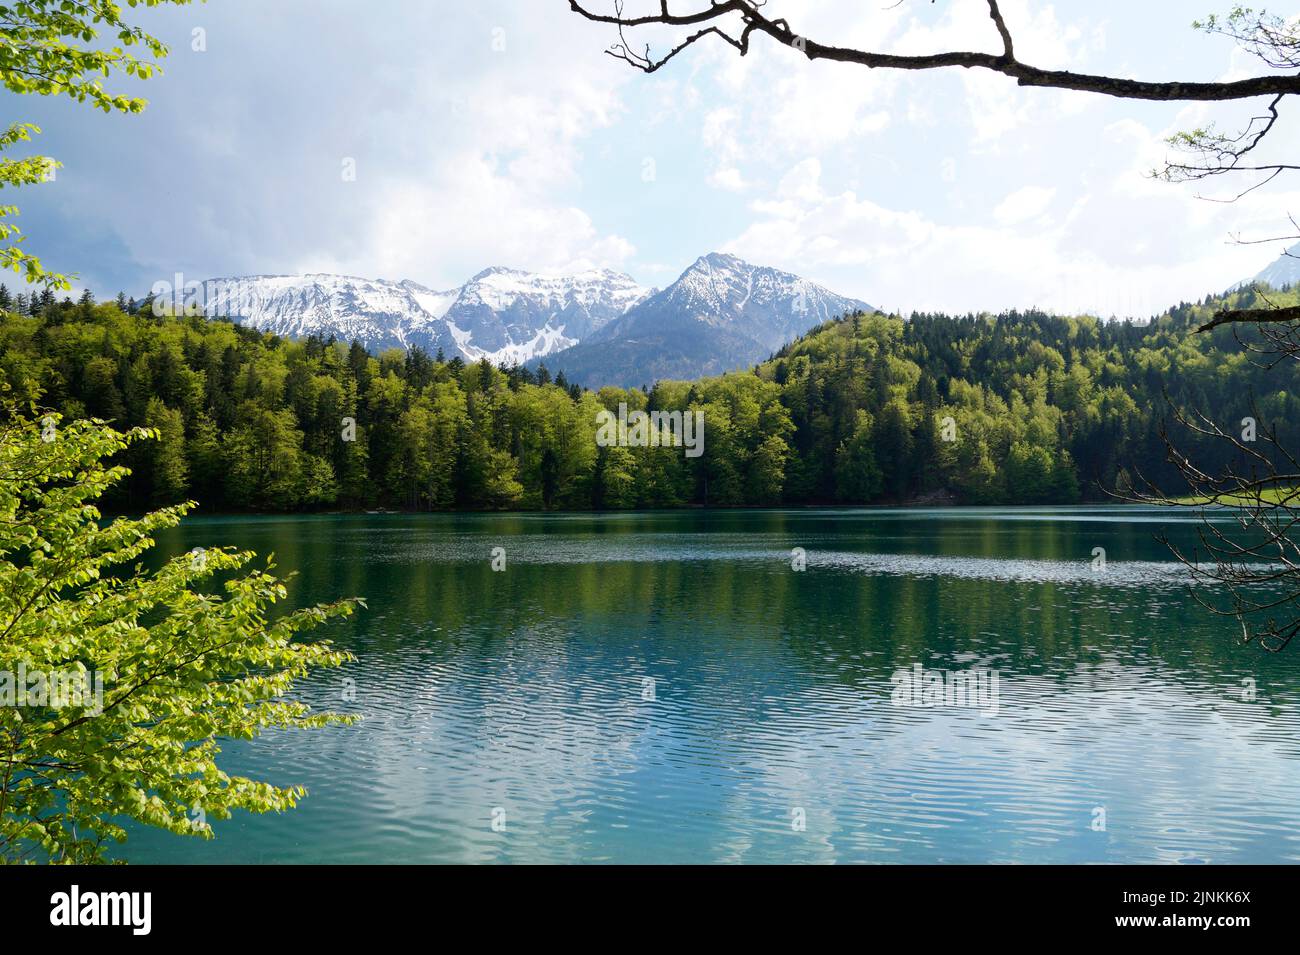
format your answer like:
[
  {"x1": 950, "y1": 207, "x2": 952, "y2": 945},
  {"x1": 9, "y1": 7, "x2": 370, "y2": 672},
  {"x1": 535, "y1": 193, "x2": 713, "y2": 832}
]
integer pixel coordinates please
[{"x1": 117, "y1": 507, "x2": 1300, "y2": 864}]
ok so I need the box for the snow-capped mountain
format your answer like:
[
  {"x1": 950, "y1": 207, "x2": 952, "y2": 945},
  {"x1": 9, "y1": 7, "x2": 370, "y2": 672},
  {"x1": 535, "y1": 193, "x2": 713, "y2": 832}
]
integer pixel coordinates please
[
  {"x1": 181, "y1": 253, "x2": 870, "y2": 385},
  {"x1": 535, "y1": 253, "x2": 873, "y2": 387},
  {"x1": 1250, "y1": 241, "x2": 1300, "y2": 289},
  {"x1": 192, "y1": 268, "x2": 653, "y2": 364},
  {"x1": 440, "y1": 267, "x2": 651, "y2": 364}
]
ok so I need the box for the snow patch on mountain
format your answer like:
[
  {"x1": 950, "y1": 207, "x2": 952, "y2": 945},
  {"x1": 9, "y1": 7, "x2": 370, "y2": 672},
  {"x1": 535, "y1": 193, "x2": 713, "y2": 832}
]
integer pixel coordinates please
[
  {"x1": 404, "y1": 281, "x2": 458, "y2": 320},
  {"x1": 193, "y1": 268, "x2": 653, "y2": 364},
  {"x1": 457, "y1": 323, "x2": 578, "y2": 366}
]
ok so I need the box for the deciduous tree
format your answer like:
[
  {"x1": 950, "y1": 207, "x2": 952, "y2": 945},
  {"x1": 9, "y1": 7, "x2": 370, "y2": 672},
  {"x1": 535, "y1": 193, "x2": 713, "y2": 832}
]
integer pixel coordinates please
[{"x1": 0, "y1": 404, "x2": 357, "y2": 863}]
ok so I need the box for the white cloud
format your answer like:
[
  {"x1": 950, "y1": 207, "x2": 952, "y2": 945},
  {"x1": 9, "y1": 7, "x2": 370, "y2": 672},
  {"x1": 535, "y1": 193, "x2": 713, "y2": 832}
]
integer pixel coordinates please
[
  {"x1": 314, "y1": 160, "x2": 637, "y2": 281},
  {"x1": 726, "y1": 154, "x2": 1294, "y2": 318},
  {"x1": 701, "y1": 107, "x2": 753, "y2": 191},
  {"x1": 708, "y1": 167, "x2": 750, "y2": 192},
  {"x1": 46, "y1": 0, "x2": 642, "y2": 290},
  {"x1": 674, "y1": 0, "x2": 1300, "y2": 314},
  {"x1": 319, "y1": 7, "x2": 639, "y2": 282},
  {"x1": 21, "y1": 0, "x2": 1300, "y2": 308},
  {"x1": 994, "y1": 186, "x2": 1056, "y2": 225}
]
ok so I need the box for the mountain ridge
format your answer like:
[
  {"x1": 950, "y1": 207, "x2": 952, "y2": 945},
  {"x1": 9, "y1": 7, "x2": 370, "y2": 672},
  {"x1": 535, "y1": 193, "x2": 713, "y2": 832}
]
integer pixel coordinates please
[
  {"x1": 172, "y1": 253, "x2": 872, "y2": 386},
  {"x1": 189, "y1": 267, "x2": 654, "y2": 366}
]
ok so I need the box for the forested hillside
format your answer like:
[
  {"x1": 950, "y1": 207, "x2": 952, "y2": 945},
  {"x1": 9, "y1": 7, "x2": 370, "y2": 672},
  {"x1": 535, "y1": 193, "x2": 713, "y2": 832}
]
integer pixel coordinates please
[{"x1": 0, "y1": 284, "x2": 1296, "y2": 512}]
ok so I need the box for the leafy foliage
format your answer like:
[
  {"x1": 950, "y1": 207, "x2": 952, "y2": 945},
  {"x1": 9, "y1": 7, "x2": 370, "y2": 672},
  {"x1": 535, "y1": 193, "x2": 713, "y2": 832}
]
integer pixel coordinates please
[
  {"x1": 0, "y1": 122, "x2": 60, "y2": 287},
  {"x1": 0, "y1": 0, "x2": 192, "y2": 288},
  {"x1": 0, "y1": 398, "x2": 358, "y2": 864}
]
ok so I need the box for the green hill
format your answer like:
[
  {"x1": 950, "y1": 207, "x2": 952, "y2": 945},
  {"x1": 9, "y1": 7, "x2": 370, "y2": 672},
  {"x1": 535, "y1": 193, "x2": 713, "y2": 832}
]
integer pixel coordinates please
[{"x1": 1, "y1": 283, "x2": 1296, "y2": 511}]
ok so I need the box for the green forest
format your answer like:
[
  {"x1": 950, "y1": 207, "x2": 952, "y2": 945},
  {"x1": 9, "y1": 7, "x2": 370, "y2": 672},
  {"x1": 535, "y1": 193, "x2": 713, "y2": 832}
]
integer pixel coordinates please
[{"x1": 0, "y1": 284, "x2": 1296, "y2": 512}]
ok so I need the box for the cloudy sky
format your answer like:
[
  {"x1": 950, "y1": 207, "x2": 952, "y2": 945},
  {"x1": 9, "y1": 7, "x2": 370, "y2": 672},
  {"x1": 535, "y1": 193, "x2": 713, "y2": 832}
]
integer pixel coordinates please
[{"x1": 6, "y1": 0, "x2": 1298, "y2": 317}]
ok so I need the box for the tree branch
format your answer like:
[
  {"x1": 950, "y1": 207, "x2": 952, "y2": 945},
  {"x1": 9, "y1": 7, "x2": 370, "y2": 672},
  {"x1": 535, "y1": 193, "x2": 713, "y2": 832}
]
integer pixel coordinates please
[
  {"x1": 986, "y1": 0, "x2": 1014, "y2": 61},
  {"x1": 568, "y1": 0, "x2": 1300, "y2": 101},
  {"x1": 1198, "y1": 304, "x2": 1300, "y2": 333}
]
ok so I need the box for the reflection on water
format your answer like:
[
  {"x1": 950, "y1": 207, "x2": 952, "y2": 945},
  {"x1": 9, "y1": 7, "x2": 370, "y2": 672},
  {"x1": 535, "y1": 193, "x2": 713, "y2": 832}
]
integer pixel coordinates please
[{"x1": 118, "y1": 507, "x2": 1300, "y2": 864}]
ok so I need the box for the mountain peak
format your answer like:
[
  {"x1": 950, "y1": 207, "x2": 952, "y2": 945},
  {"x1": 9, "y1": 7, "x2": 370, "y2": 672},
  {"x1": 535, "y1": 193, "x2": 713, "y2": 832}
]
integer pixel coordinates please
[
  {"x1": 539, "y1": 255, "x2": 873, "y2": 388},
  {"x1": 692, "y1": 251, "x2": 747, "y2": 270},
  {"x1": 1251, "y1": 241, "x2": 1300, "y2": 290},
  {"x1": 469, "y1": 265, "x2": 523, "y2": 282}
]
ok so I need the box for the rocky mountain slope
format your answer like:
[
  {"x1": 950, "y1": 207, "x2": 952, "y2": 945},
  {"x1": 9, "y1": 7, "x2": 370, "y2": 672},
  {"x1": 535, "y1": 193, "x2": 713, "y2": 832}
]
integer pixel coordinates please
[
  {"x1": 534, "y1": 253, "x2": 873, "y2": 387},
  {"x1": 1251, "y1": 242, "x2": 1300, "y2": 290}
]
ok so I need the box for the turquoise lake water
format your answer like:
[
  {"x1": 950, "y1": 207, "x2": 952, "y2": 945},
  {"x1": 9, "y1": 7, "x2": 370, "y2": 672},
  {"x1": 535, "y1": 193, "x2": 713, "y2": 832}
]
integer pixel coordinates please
[{"x1": 116, "y1": 506, "x2": 1300, "y2": 863}]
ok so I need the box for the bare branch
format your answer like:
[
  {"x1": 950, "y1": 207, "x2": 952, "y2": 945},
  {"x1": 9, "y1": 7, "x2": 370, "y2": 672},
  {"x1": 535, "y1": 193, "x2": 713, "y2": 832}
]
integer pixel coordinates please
[
  {"x1": 1197, "y1": 8, "x2": 1300, "y2": 71},
  {"x1": 986, "y1": 0, "x2": 1014, "y2": 60},
  {"x1": 1227, "y1": 214, "x2": 1300, "y2": 247},
  {"x1": 1158, "y1": 96, "x2": 1294, "y2": 194},
  {"x1": 1118, "y1": 395, "x2": 1300, "y2": 652},
  {"x1": 569, "y1": 0, "x2": 1300, "y2": 101},
  {"x1": 1198, "y1": 305, "x2": 1300, "y2": 333}
]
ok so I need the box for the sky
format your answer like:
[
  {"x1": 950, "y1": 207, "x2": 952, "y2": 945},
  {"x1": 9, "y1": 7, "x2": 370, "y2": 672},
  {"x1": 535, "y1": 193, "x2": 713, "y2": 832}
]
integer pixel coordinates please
[{"x1": 5, "y1": 0, "x2": 1299, "y2": 318}]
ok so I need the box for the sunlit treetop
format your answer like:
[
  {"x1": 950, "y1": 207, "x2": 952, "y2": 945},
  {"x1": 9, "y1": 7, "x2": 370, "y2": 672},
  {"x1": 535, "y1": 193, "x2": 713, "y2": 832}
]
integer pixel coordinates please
[{"x1": 0, "y1": 0, "x2": 193, "y2": 112}]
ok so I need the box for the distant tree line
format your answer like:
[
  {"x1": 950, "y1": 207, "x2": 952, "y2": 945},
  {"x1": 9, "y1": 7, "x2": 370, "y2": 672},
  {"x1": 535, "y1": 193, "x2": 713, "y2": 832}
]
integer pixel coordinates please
[{"x1": 0, "y1": 284, "x2": 1296, "y2": 512}]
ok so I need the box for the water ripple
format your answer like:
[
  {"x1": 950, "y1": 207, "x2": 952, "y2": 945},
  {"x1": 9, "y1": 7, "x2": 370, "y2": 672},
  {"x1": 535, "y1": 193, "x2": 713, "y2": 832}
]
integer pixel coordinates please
[{"x1": 120, "y1": 509, "x2": 1300, "y2": 864}]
